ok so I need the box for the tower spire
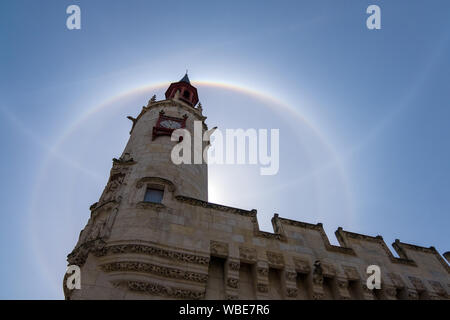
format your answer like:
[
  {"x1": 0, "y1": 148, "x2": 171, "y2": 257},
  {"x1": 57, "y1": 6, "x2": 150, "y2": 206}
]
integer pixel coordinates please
[{"x1": 165, "y1": 72, "x2": 198, "y2": 106}]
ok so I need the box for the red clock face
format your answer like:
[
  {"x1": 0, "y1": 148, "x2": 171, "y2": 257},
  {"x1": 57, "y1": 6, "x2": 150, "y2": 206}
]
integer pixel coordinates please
[{"x1": 152, "y1": 112, "x2": 187, "y2": 140}]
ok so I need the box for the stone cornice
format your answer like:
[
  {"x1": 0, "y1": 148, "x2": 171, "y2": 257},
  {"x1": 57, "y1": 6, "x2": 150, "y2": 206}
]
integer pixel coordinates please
[
  {"x1": 277, "y1": 217, "x2": 356, "y2": 256},
  {"x1": 393, "y1": 240, "x2": 450, "y2": 274},
  {"x1": 175, "y1": 195, "x2": 256, "y2": 217},
  {"x1": 341, "y1": 229, "x2": 417, "y2": 266}
]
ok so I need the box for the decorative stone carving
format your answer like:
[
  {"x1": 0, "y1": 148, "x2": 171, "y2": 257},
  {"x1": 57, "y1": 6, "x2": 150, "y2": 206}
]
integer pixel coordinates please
[
  {"x1": 312, "y1": 260, "x2": 324, "y2": 285},
  {"x1": 257, "y1": 283, "x2": 268, "y2": 293},
  {"x1": 286, "y1": 287, "x2": 298, "y2": 298},
  {"x1": 112, "y1": 152, "x2": 135, "y2": 166},
  {"x1": 285, "y1": 271, "x2": 297, "y2": 281},
  {"x1": 343, "y1": 265, "x2": 360, "y2": 280},
  {"x1": 210, "y1": 240, "x2": 228, "y2": 257},
  {"x1": 227, "y1": 277, "x2": 239, "y2": 289},
  {"x1": 312, "y1": 291, "x2": 325, "y2": 300},
  {"x1": 408, "y1": 276, "x2": 426, "y2": 292},
  {"x1": 267, "y1": 251, "x2": 284, "y2": 266},
  {"x1": 239, "y1": 246, "x2": 257, "y2": 262},
  {"x1": 100, "y1": 261, "x2": 208, "y2": 283},
  {"x1": 136, "y1": 176, "x2": 175, "y2": 192},
  {"x1": 228, "y1": 261, "x2": 240, "y2": 271},
  {"x1": 337, "y1": 278, "x2": 349, "y2": 289},
  {"x1": 67, "y1": 238, "x2": 106, "y2": 266},
  {"x1": 226, "y1": 294, "x2": 238, "y2": 300},
  {"x1": 406, "y1": 289, "x2": 419, "y2": 300},
  {"x1": 384, "y1": 285, "x2": 398, "y2": 299},
  {"x1": 114, "y1": 280, "x2": 205, "y2": 300},
  {"x1": 321, "y1": 262, "x2": 336, "y2": 278},
  {"x1": 388, "y1": 273, "x2": 405, "y2": 288},
  {"x1": 293, "y1": 257, "x2": 311, "y2": 274},
  {"x1": 428, "y1": 280, "x2": 447, "y2": 297},
  {"x1": 94, "y1": 243, "x2": 210, "y2": 265},
  {"x1": 136, "y1": 201, "x2": 165, "y2": 210},
  {"x1": 256, "y1": 267, "x2": 268, "y2": 277},
  {"x1": 361, "y1": 284, "x2": 376, "y2": 300}
]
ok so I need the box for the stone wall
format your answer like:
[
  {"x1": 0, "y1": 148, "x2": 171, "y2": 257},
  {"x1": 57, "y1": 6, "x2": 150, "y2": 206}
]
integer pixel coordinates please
[
  {"x1": 66, "y1": 185, "x2": 449, "y2": 300},
  {"x1": 65, "y1": 96, "x2": 449, "y2": 300}
]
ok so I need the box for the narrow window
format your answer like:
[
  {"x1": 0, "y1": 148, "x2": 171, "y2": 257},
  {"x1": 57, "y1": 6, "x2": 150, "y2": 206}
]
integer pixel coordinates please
[
  {"x1": 144, "y1": 187, "x2": 164, "y2": 203},
  {"x1": 183, "y1": 90, "x2": 191, "y2": 99}
]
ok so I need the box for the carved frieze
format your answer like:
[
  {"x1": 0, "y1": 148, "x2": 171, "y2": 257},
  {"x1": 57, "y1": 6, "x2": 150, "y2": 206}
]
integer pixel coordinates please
[
  {"x1": 428, "y1": 280, "x2": 447, "y2": 296},
  {"x1": 286, "y1": 287, "x2": 298, "y2": 298},
  {"x1": 257, "y1": 283, "x2": 268, "y2": 293},
  {"x1": 100, "y1": 261, "x2": 208, "y2": 283},
  {"x1": 256, "y1": 267, "x2": 268, "y2": 277},
  {"x1": 228, "y1": 261, "x2": 240, "y2": 271},
  {"x1": 114, "y1": 280, "x2": 205, "y2": 300},
  {"x1": 285, "y1": 271, "x2": 297, "y2": 282},
  {"x1": 293, "y1": 257, "x2": 311, "y2": 274},
  {"x1": 266, "y1": 251, "x2": 284, "y2": 267},
  {"x1": 321, "y1": 262, "x2": 336, "y2": 278},
  {"x1": 226, "y1": 277, "x2": 239, "y2": 289},
  {"x1": 388, "y1": 273, "x2": 405, "y2": 288},
  {"x1": 239, "y1": 246, "x2": 257, "y2": 262},
  {"x1": 384, "y1": 285, "x2": 398, "y2": 299},
  {"x1": 210, "y1": 240, "x2": 228, "y2": 257},
  {"x1": 343, "y1": 265, "x2": 360, "y2": 281},
  {"x1": 94, "y1": 243, "x2": 210, "y2": 265},
  {"x1": 408, "y1": 276, "x2": 426, "y2": 292}
]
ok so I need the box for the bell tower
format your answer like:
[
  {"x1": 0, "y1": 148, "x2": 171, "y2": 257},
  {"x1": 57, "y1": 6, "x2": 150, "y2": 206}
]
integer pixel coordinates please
[{"x1": 65, "y1": 75, "x2": 210, "y2": 299}]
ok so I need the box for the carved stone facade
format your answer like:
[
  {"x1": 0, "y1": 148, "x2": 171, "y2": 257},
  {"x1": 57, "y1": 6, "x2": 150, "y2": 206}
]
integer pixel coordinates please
[{"x1": 66, "y1": 76, "x2": 449, "y2": 300}]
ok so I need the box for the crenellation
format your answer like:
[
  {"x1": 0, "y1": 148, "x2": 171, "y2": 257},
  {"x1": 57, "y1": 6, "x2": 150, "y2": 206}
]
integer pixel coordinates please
[{"x1": 66, "y1": 77, "x2": 449, "y2": 300}]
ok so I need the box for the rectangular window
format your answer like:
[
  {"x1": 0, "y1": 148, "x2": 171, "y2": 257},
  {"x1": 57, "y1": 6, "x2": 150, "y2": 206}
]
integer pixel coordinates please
[{"x1": 144, "y1": 187, "x2": 164, "y2": 203}]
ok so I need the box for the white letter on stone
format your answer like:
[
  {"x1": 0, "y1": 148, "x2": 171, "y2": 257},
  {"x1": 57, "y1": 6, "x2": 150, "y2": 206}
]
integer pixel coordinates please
[
  {"x1": 366, "y1": 5, "x2": 381, "y2": 30},
  {"x1": 366, "y1": 265, "x2": 381, "y2": 289},
  {"x1": 171, "y1": 129, "x2": 191, "y2": 164},
  {"x1": 207, "y1": 129, "x2": 224, "y2": 165},
  {"x1": 259, "y1": 129, "x2": 279, "y2": 176},
  {"x1": 66, "y1": 265, "x2": 81, "y2": 290},
  {"x1": 66, "y1": 5, "x2": 81, "y2": 30},
  {"x1": 203, "y1": 127, "x2": 217, "y2": 164}
]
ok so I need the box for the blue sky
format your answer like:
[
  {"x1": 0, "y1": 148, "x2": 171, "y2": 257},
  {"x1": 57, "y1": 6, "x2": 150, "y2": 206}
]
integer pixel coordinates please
[{"x1": 0, "y1": 0, "x2": 449, "y2": 299}]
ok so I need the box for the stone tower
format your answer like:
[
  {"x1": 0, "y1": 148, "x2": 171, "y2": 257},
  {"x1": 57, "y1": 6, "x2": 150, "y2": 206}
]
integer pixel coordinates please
[{"x1": 66, "y1": 75, "x2": 449, "y2": 300}]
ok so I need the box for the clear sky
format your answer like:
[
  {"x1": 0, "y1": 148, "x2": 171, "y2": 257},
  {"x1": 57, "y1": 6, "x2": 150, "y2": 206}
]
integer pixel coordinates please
[{"x1": 0, "y1": 0, "x2": 449, "y2": 299}]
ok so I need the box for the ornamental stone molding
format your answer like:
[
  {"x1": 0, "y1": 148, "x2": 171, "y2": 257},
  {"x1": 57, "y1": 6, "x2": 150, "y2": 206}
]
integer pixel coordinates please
[
  {"x1": 342, "y1": 265, "x2": 360, "y2": 281},
  {"x1": 228, "y1": 260, "x2": 240, "y2": 271},
  {"x1": 114, "y1": 280, "x2": 205, "y2": 300},
  {"x1": 257, "y1": 283, "x2": 268, "y2": 293},
  {"x1": 239, "y1": 246, "x2": 257, "y2": 262},
  {"x1": 100, "y1": 261, "x2": 208, "y2": 283},
  {"x1": 226, "y1": 277, "x2": 239, "y2": 289},
  {"x1": 321, "y1": 262, "x2": 336, "y2": 278},
  {"x1": 293, "y1": 257, "x2": 311, "y2": 274},
  {"x1": 408, "y1": 276, "x2": 426, "y2": 292},
  {"x1": 286, "y1": 287, "x2": 298, "y2": 298},
  {"x1": 388, "y1": 272, "x2": 405, "y2": 288},
  {"x1": 256, "y1": 267, "x2": 269, "y2": 277},
  {"x1": 210, "y1": 240, "x2": 228, "y2": 258},
  {"x1": 266, "y1": 251, "x2": 284, "y2": 267},
  {"x1": 136, "y1": 176, "x2": 176, "y2": 192},
  {"x1": 94, "y1": 243, "x2": 210, "y2": 265}
]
